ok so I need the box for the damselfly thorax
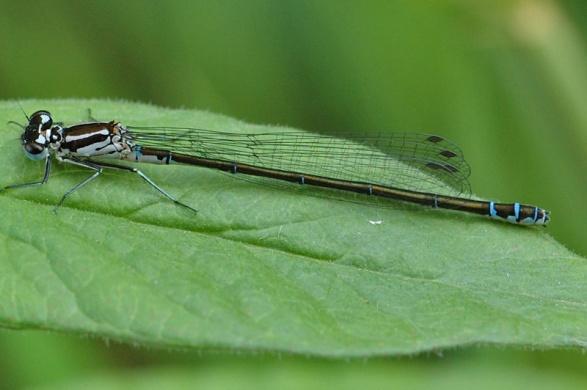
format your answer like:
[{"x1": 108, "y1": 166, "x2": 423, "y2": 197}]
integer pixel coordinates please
[
  {"x1": 3, "y1": 109, "x2": 550, "y2": 225},
  {"x1": 53, "y1": 121, "x2": 134, "y2": 159}
]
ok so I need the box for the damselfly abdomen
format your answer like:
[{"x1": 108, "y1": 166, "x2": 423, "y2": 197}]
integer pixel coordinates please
[{"x1": 3, "y1": 110, "x2": 550, "y2": 225}]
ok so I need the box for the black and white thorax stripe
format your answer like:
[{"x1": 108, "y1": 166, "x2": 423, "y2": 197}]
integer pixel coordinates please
[{"x1": 58, "y1": 121, "x2": 134, "y2": 158}]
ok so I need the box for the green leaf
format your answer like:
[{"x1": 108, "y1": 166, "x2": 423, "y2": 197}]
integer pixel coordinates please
[
  {"x1": 29, "y1": 354, "x2": 587, "y2": 390},
  {"x1": 0, "y1": 99, "x2": 585, "y2": 357}
]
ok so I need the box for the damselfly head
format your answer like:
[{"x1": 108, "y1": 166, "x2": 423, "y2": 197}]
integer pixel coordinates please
[
  {"x1": 20, "y1": 110, "x2": 54, "y2": 160},
  {"x1": 29, "y1": 110, "x2": 53, "y2": 130}
]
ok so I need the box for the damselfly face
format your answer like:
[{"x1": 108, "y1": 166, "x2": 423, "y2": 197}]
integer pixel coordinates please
[{"x1": 21, "y1": 110, "x2": 55, "y2": 160}]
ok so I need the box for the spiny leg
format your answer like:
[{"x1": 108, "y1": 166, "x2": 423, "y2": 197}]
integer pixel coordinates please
[
  {"x1": 56, "y1": 158, "x2": 104, "y2": 212},
  {"x1": 87, "y1": 160, "x2": 198, "y2": 213},
  {"x1": 86, "y1": 108, "x2": 98, "y2": 122},
  {"x1": 2, "y1": 156, "x2": 52, "y2": 191}
]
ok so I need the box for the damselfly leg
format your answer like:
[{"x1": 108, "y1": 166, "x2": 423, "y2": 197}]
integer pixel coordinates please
[
  {"x1": 2, "y1": 157, "x2": 52, "y2": 191},
  {"x1": 55, "y1": 158, "x2": 103, "y2": 212},
  {"x1": 54, "y1": 158, "x2": 197, "y2": 213},
  {"x1": 86, "y1": 160, "x2": 198, "y2": 213},
  {"x1": 86, "y1": 108, "x2": 98, "y2": 122}
]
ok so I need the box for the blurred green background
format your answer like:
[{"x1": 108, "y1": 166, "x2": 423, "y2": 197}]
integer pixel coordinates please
[{"x1": 0, "y1": 0, "x2": 585, "y2": 388}]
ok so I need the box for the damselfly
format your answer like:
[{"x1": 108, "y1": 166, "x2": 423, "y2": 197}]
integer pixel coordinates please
[{"x1": 3, "y1": 110, "x2": 550, "y2": 225}]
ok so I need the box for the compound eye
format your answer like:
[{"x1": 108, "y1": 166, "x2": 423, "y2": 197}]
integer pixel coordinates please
[
  {"x1": 23, "y1": 142, "x2": 48, "y2": 160},
  {"x1": 29, "y1": 110, "x2": 53, "y2": 130}
]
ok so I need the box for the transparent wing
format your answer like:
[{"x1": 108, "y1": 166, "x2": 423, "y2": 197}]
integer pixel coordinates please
[{"x1": 128, "y1": 126, "x2": 472, "y2": 196}]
